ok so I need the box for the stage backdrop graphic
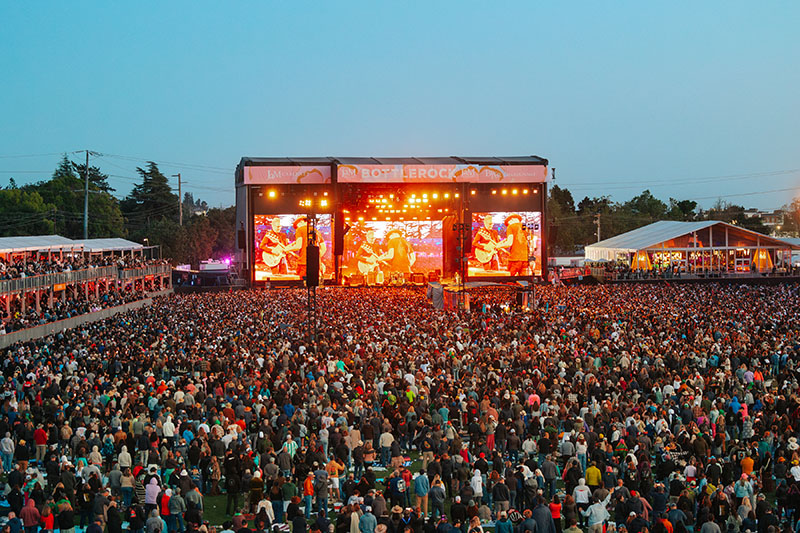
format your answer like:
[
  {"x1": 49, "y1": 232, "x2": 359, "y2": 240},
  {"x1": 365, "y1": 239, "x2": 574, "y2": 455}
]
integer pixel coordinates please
[
  {"x1": 253, "y1": 214, "x2": 332, "y2": 281},
  {"x1": 337, "y1": 164, "x2": 546, "y2": 183},
  {"x1": 469, "y1": 211, "x2": 542, "y2": 277},
  {"x1": 244, "y1": 166, "x2": 332, "y2": 185}
]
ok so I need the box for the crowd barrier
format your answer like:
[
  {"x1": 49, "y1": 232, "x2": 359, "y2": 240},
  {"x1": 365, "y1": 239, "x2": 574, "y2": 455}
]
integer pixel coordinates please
[{"x1": 0, "y1": 266, "x2": 118, "y2": 294}]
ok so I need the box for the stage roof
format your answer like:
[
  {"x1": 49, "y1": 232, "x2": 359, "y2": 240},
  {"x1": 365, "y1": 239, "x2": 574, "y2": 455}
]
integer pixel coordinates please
[
  {"x1": 0, "y1": 235, "x2": 83, "y2": 254},
  {"x1": 239, "y1": 155, "x2": 548, "y2": 166}
]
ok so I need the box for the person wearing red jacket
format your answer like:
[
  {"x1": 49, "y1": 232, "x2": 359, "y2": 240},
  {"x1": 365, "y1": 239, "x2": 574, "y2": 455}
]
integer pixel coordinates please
[{"x1": 34, "y1": 426, "x2": 48, "y2": 464}]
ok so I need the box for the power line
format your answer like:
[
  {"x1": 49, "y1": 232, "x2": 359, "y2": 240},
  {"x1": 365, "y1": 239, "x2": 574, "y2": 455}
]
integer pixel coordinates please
[
  {"x1": 692, "y1": 187, "x2": 797, "y2": 201},
  {"x1": 98, "y1": 152, "x2": 232, "y2": 174},
  {"x1": 562, "y1": 167, "x2": 800, "y2": 187},
  {"x1": 0, "y1": 152, "x2": 68, "y2": 159},
  {"x1": 0, "y1": 170, "x2": 52, "y2": 174}
]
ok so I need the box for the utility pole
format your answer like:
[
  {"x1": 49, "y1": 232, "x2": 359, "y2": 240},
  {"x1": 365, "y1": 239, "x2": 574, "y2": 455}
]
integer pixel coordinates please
[
  {"x1": 172, "y1": 173, "x2": 183, "y2": 226},
  {"x1": 83, "y1": 150, "x2": 89, "y2": 239},
  {"x1": 595, "y1": 213, "x2": 601, "y2": 243}
]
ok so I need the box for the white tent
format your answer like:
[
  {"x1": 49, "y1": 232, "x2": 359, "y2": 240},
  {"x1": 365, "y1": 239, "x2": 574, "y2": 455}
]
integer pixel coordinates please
[
  {"x1": 73, "y1": 238, "x2": 144, "y2": 253},
  {"x1": 0, "y1": 235, "x2": 83, "y2": 255}
]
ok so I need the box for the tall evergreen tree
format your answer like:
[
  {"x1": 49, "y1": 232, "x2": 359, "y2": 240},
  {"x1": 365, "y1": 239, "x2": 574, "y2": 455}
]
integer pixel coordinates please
[{"x1": 120, "y1": 162, "x2": 178, "y2": 224}]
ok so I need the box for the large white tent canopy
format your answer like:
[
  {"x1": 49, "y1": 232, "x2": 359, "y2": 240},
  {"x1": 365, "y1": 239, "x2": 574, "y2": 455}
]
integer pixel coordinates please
[{"x1": 0, "y1": 235, "x2": 83, "y2": 255}]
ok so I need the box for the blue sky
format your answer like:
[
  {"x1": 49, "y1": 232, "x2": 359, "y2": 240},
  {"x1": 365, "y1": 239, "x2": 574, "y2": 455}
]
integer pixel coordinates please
[{"x1": 1, "y1": 1, "x2": 798, "y2": 210}]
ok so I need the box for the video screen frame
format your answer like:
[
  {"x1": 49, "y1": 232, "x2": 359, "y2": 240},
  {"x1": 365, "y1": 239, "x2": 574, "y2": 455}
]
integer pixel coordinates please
[
  {"x1": 253, "y1": 214, "x2": 332, "y2": 281},
  {"x1": 468, "y1": 211, "x2": 542, "y2": 278},
  {"x1": 343, "y1": 220, "x2": 443, "y2": 282}
]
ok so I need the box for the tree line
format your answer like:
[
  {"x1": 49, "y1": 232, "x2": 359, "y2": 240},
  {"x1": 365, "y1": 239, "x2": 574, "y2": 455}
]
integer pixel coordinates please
[
  {"x1": 0, "y1": 156, "x2": 234, "y2": 266},
  {"x1": 546, "y1": 185, "x2": 799, "y2": 255},
  {"x1": 3, "y1": 155, "x2": 797, "y2": 261}
]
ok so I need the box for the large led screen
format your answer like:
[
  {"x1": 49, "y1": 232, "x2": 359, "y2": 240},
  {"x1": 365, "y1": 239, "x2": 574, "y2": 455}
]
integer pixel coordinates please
[
  {"x1": 253, "y1": 214, "x2": 332, "y2": 281},
  {"x1": 469, "y1": 212, "x2": 542, "y2": 277},
  {"x1": 344, "y1": 220, "x2": 442, "y2": 280}
]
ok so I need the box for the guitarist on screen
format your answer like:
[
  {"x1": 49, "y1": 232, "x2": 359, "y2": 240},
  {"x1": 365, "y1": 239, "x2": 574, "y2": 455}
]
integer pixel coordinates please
[
  {"x1": 383, "y1": 228, "x2": 416, "y2": 274},
  {"x1": 472, "y1": 214, "x2": 505, "y2": 270},
  {"x1": 259, "y1": 217, "x2": 289, "y2": 274},
  {"x1": 284, "y1": 216, "x2": 327, "y2": 280},
  {"x1": 357, "y1": 230, "x2": 389, "y2": 282}
]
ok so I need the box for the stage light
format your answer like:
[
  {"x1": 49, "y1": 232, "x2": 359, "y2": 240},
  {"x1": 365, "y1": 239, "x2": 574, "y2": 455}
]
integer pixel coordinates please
[
  {"x1": 492, "y1": 190, "x2": 497, "y2": 195},
  {"x1": 512, "y1": 189, "x2": 518, "y2": 195},
  {"x1": 358, "y1": 216, "x2": 364, "y2": 221},
  {"x1": 523, "y1": 189, "x2": 529, "y2": 194},
  {"x1": 372, "y1": 217, "x2": 377, "y2": 221},
  {"x1": 502, "y1": 189, "x2": 508, "y2": 195},
  {"x1": 268, "y1": 190, "x2": 276, "y2": 198},
  {"x1": 320, "y1": 199, "x2": 328, "y2": 207},
  {"x1": 454, "y1": 193, "x2": 460, "y2": 198},
  {"x1": 432, "y1": 193, "x2": 438, "y2": 199},
  {"x1": 534, "y1": 189, "x2": 538, "y2": 193},
  {"x1": 422, "y1": 193, "x2": 428, "y2": 199},
  {"x1": 389, "y1": 194, "x2": 394, "y2": 199},
  {"x1": 323, "y1": 192, "x2": 328, "y2": 196},
  {"x1": 444, "y1": 193, "x2": 450, "y2": 199},
  {"x1": 410, "y1": 194, "x2": 416, "y2": 199},
  {"x1": 445, "y1": 208, "x2": 449, "y2": 212},
  {"x1": 382, "y1": 198, "x2": 388, "y2": 204},
  {"x1": 345, "y1": 217, "x2": 351, "y2": 221},
  {"x1": 471, "y1": 190, "x2": 476, "y2": 195}
]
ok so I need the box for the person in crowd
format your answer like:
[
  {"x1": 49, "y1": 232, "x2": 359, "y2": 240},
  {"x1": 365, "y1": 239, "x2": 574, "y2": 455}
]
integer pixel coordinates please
[{"x1": 0, "y1": 283, "x2": 797, "y2": 533}]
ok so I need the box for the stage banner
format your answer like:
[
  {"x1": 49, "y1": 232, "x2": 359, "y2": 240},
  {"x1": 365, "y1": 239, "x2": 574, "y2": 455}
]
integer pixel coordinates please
[
  {"x1": 244, "y1": 166, "x2": 332, "y2": 185},
  {"x1": 337, "y1": 164, "x2": 546, "y2": 183}
]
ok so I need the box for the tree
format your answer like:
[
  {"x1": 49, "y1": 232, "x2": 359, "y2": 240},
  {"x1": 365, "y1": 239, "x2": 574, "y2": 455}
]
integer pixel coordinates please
[
  {"x1": 547, "y1": 185, "x2": 582, "y2": 254},
  {"x1": 204, "y1": 206, "x2": 235, "y2": 259},
  {"x1": 623, "y1": 190, "x2": 668, "y2": 219},
  {"x1": 781, "y1": 197, "x2": 800, "y2": 236},
  {"x1": 668, "y1": 198, "x2": 698, "y2": 221},
  {"x1": 704, "y1": 200, "x2": 770, "y2": 235},
  {"x1": 28, "y1": 155, "x2": 124, "y2": 238},
  {"x1": 0, "y1": 189, "x2": 56, "y2": 236},
  {"x1": 120, "y1": 162, "x2": 178, "y2": 225},
  {"x1": 72, "y1": 161, "x2": 115, "y2": 192}
]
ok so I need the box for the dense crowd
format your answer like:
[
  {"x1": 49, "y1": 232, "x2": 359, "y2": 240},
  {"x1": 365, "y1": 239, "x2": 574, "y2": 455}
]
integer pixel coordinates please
[
  {"x1": 0, "y1": 290, "x2": 145, "y2": 335},
  {"x1": 0, "y1": 283, "x2": 799, "y2": 533},
  {"x1": 0, "y1": 256, "x2": 170, "y2": 281},
  {"x1": 593, "y1": 262, "x2": 799, "y2": 281}
]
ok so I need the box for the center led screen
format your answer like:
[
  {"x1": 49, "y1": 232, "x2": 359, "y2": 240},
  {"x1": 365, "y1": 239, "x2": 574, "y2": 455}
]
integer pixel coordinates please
[
  {"x1": 253, "y1": 214, "x2": 332, "y2": 281},
  {"x1": 469, "y1": 211, "x2": 542, "y2": 277},
  {"x1": 343, "y1": 220, "x2": 443, "y2": 279}
]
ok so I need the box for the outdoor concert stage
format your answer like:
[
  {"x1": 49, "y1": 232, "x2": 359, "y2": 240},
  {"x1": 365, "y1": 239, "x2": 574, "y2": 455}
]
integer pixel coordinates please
[{"x1": 234, "y1": 157, "x2": 550, "y2": 287}]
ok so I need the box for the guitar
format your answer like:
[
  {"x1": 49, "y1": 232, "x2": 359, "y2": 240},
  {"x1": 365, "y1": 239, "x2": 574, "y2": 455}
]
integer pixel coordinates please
[
  {"x1": 474, "y1": 240, "x2": 505, "y2": 265},
  {"x1": 262, "y1": 243, "x2": 288, "y2": 268},
  {"x1": 357, "y1": 253, "x2": 388, "y2": 276}
]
